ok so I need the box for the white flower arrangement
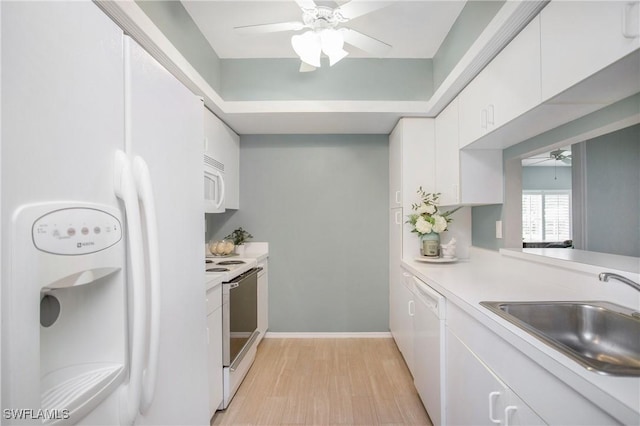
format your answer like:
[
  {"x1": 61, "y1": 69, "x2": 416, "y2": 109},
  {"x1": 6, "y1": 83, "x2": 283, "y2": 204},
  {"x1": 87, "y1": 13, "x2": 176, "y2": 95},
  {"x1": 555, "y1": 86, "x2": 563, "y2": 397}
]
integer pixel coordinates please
[{"x1": 407, "y1": 187, "x2": 461, "y2": 236}]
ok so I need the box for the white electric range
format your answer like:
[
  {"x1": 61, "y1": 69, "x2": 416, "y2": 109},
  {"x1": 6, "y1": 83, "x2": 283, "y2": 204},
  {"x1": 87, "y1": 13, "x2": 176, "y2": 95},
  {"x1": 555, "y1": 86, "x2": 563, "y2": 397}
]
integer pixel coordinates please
[
  {"x1": 205, "y1": 256, "x2": 257, "y2": 282},
  {"x1": 205, "y1": 255, "x2": 260, "y2": 410}
]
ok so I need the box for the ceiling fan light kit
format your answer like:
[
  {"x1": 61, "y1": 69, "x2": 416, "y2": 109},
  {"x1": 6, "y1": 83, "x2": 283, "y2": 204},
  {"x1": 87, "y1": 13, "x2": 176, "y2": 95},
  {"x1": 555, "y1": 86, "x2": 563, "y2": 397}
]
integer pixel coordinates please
[
  {"x1": 292, "y1": 28, "x2": 349, "y2": 70},
  {"x1": 235, "y1": 0, "x2": 391, "y2": 72}
]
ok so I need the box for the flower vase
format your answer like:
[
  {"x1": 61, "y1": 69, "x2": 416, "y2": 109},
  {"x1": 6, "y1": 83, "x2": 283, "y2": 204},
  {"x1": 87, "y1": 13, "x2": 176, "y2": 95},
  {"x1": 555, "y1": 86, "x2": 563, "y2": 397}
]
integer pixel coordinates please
[{"x1": 420, "y1": 232, "x2": 440, "y2": 257}]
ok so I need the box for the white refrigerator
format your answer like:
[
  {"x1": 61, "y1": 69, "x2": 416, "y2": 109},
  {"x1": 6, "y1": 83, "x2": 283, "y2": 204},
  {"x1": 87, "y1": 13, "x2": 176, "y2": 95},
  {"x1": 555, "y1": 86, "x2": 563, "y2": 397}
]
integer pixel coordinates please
[{"x1": 1, "y1": 2, "x2": 209, "y2": 424}]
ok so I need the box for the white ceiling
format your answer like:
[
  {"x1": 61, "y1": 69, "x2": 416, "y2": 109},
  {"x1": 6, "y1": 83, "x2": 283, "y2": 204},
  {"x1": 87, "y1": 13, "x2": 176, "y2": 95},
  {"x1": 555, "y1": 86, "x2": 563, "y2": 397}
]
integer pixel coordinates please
[{"x1": 181, "y1": 0, "x2": 466, "y2": 59}]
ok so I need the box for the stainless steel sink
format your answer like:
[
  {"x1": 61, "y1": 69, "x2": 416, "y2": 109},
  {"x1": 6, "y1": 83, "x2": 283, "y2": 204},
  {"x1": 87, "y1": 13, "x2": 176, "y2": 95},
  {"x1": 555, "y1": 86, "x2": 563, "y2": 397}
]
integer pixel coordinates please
[{"x1": 480, "y1": 301, "x2": 640, "y2": 376}]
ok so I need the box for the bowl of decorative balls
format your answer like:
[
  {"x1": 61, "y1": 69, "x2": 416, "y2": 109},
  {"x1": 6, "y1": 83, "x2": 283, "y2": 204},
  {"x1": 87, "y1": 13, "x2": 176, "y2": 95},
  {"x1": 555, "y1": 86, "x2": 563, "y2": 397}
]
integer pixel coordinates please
[{"x1": 208, "y1": 239, "x2": 235, "y2": 257}]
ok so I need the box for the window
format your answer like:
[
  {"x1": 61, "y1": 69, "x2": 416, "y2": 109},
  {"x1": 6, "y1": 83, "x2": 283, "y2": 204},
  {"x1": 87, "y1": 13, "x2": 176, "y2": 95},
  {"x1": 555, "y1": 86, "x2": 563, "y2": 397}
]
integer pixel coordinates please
[{"x1": 522, "y1": 190, "x2": 571, "y2": 242}]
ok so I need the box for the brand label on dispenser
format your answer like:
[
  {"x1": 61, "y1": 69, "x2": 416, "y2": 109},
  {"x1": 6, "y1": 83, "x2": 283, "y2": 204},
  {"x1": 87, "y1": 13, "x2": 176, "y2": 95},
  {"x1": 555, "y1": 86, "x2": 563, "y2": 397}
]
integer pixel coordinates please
[{"x1": 32, "y1": 208, "x2": 122, "y2": 255}]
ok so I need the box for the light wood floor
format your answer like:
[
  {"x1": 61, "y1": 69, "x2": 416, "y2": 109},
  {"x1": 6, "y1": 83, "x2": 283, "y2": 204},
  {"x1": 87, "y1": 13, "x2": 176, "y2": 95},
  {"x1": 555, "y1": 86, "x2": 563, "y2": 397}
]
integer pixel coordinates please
[{"x1": 211, "y1": 338, "x2": 433, "y2": 426}]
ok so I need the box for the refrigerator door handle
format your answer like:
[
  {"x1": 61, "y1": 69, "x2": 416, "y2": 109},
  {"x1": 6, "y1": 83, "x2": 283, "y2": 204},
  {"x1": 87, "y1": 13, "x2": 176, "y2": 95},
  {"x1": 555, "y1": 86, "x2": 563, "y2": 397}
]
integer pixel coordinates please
[
  {"x1": 114, "y1": 150, "x2": 146, "y2": 425},
  {"x1": 133, "y1": 155, "x2": 161, "y2": 414}
]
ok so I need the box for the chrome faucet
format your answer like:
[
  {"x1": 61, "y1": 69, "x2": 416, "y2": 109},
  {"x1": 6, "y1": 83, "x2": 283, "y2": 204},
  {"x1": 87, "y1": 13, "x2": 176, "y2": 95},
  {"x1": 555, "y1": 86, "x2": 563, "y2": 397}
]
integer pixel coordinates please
[{"x1": 598, "y1": 272, "x2": 640, "y2": 292}]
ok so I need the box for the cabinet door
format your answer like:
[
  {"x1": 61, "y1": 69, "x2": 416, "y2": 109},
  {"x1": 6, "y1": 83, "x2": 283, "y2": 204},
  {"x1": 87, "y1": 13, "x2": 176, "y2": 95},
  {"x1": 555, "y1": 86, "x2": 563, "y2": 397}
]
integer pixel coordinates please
[
  {"x1": 486, "y1": 15, "x2": 541, "y2": 132},
  {"x1": 219, "y1": 121, "x2": 240, "y2": 209},
  {"x1": 207, "y1": 307, "x2": 223, "y2": 417},
  {"x1": 389, "y1": 123, "x2": 403, "y2": 208},
  {"x1": 459, "y1": 16, "x2": 541, "y2": 148},
  {"x1": 401, "y1": 118, "x2": 436, "y2": 206},
  {"x1": 435, "y1": 98, "x2": 460, "y2": 206},
  {"x1": 257, "y1": 261, "x2": 269, "y2": 342},
  {"x1": 396, "y1": 272, "x2": 415, "y2": 373},
  {"x1": 446, "y1": 329, "x2": 545, "y2": 426},
  {"x1": 541, "y1": 1, "x2": 640, "y2": 101},
  {"x1": 446, "y1": 329, "x2": 507, "y2": 426},
  {"x1": 389, "y1": 208, "x2": 403, "y2": 340}
]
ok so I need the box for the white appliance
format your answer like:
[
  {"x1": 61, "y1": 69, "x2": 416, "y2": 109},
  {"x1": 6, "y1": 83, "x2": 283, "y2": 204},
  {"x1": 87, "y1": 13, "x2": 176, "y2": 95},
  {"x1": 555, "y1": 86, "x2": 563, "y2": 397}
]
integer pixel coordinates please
[
  {"x1": 204, "y1": 257, "x2": 260, "y2": 408},
  {"x1": 412, "y1": 275, "x2": 446, "y2": 426},
  {"x1": 204, "y1": 154, "x2": 226, "y2": 214},
  {"x1": 1, "y1": 2, "x2": 209, "y2": 425}
]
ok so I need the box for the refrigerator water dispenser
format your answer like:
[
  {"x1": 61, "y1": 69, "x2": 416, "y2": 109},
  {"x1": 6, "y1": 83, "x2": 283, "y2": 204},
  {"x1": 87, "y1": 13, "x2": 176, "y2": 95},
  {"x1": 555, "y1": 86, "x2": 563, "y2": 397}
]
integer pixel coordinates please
[{"x1": 6, "y1": 202, "x2": 127, "y2": 424}]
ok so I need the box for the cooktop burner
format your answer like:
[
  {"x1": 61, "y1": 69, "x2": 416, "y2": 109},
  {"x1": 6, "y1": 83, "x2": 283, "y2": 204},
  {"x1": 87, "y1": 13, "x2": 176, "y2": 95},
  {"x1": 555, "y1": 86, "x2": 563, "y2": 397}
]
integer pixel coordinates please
[
  {"x1": 205, "y1": 259, "x2": 214, "y2": 264},
  {"x1": 217, "y1": 260, "x2": 245, "y2": 265},
  {"x1": 207, "y1": 267, "x2": 230, "y2": 272}
]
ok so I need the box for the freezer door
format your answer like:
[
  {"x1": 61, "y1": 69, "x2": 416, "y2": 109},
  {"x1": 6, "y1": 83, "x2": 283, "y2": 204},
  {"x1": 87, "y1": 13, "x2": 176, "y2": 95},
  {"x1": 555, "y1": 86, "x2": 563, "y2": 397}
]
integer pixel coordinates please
[{"x1": 2, "y1": 2, "x2": 126, "y2": 424}]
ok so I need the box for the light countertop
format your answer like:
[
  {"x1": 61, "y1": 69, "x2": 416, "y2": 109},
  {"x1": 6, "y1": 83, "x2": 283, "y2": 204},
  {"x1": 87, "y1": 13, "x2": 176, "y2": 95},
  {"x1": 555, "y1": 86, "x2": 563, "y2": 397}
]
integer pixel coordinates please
[{"x1": 402, "y1": 247, "x2": 640, "y2": 424}]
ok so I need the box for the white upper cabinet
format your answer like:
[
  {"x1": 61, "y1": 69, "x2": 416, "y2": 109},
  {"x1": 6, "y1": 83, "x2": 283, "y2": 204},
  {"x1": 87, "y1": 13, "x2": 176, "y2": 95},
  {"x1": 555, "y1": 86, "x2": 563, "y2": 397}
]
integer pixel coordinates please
[
  {"x1": 458, "y1": 15, "x2": 541, "y2": 148},
  {"x1": 435, "y1": 99, "x2": 503, "y2": 206},
  {"x1": 389, "y1": 122, "x2": 403, "y2": 208},
  {"x1": 389, "y1": 118, "x2": 436, "y2": 209},
  {"x1": 540, "y1": 1, "x2": 640, "y2": 102},
  {"x1": 435, "y1": 99, "x2": 460, "y2": 206},
  {"x1": 204, "y1": 110, "x2": 240, "y2": 210}
]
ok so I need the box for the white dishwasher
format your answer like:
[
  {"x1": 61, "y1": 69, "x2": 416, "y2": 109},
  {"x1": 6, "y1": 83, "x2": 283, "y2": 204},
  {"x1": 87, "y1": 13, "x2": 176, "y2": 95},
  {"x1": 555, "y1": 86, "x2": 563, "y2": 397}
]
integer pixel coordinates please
[{"x1": 412, "y1": 275, "x2": 446, "y2": 426}]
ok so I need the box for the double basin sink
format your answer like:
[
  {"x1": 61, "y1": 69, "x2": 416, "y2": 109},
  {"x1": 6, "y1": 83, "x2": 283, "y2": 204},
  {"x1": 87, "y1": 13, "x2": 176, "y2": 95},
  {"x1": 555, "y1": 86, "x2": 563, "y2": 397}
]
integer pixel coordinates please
[{"x1": 480, "y1": 301, "x2": 640, "y2": 376}]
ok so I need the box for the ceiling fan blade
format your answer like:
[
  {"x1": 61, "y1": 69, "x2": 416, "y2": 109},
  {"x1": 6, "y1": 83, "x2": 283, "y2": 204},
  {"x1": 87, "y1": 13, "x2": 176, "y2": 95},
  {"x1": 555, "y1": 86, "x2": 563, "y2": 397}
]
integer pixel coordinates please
[
  {"x1": 340, "y1": 28, "x2": 391, "y2": 56},
  {"x1": 234, "y1": 21, "x2": 305, "y2": 34},
  {"x1": 294, "y1": 0, "x2": 317, "y2": 10},
  {"x1": 337, "y1": 0, "x2": 391, "y2": 20},
  {"x1": 299, "y1": 61, "x2": 317, "y2": 72},
  {"x1": 525, "y1": 158, "x2": 551, "y2": 166}
]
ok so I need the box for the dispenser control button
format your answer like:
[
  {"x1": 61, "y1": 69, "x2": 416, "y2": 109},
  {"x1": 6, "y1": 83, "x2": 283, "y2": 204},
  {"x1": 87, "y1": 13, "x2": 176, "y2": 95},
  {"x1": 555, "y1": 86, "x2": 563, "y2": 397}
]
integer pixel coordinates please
[
  {"x1": 52, "y1": 230, "x2": 60, "y2": 238},
  {"x1": 94, "y1": 227, "x2": 101, "y2": 234},
  {"x1": 67, "y1": 228, "x2": 76, "y2": 237},
  {"x1": 81, "y1": 227, "x2": 89, "y2": 235}
]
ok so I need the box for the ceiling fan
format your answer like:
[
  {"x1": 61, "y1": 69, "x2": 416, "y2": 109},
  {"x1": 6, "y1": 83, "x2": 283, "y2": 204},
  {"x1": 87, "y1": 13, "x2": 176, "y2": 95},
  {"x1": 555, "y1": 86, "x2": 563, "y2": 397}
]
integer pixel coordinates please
[
  {"x1": 234, "y1": 0, "x2": 392, "y2": 72},
  {"x1": 527, "y1": 149, "x2": 572, "y2": 166}
]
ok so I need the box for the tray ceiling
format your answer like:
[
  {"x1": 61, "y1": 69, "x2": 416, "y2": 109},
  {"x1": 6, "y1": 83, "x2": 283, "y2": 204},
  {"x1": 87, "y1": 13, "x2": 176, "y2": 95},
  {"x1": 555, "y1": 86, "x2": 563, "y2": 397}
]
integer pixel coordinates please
[{"x1": 181, "y1": 1, "x2": 466, "y2": 59}]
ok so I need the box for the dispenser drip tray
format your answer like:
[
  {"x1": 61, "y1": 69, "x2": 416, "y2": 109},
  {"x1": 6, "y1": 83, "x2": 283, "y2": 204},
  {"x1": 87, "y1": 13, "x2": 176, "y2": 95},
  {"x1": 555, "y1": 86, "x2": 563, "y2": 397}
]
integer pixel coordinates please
[{"x1": 41, "y1": 363, "x2": 124, "y2": 423}]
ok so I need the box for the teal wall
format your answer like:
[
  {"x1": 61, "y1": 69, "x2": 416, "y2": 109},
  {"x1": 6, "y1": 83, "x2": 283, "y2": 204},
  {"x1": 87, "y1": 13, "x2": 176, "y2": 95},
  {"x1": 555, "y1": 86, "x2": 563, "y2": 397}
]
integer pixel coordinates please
[
  {"x1": 472, "y1": 205, "x2": 503, "y2": 251},
  {"x1": 135, "y1": 0, "x2": 222, "y2": 92},
  {"x1": 206, "y1": 134, "x2": 389, "y2": 332},
  {"x1": 583, "y1": 124, "x2": 639, "y2": 257},
  {"x1": 220, "y1": 58, "x2": 432, "y2": 101},
  {"x1": 433, "y1": 1, "x2": 505, "y2": 89},
  {"x1": 522, "y1": 166, "x2": 571, "y2": 191}
]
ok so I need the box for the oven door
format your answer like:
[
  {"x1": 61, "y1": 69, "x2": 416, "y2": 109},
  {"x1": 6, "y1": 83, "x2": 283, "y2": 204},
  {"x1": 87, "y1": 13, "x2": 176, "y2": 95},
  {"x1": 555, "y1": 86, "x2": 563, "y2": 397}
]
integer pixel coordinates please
[
  {"x1": 222, "y1": 268, "x2": 259, "y2": 368},
  {"x1": 204, "y1": 165, "x2": 225, "y2": 213}
]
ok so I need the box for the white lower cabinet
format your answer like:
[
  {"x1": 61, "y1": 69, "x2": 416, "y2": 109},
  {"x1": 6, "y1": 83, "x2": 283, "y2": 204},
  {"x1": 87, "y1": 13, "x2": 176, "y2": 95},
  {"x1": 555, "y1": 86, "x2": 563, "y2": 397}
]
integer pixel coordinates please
[
  {"x1": 389, "y1": 208, "x2": 403, "y2": 341},
  {"x1": 446, "y1": 329, "x2": 544, "y2": 426},
  {"x1": 395, "y1": 273, "x2": 415, "y2": 373},
  {"x1": 446, "y1": 302, "x2": 624, "y2": 425},
  {"x1": 206, "y1": 284, "x2": 223, "y2": 417},
  {"x1": 257, "y1": 259, "x2": 268, "y2": 344}
]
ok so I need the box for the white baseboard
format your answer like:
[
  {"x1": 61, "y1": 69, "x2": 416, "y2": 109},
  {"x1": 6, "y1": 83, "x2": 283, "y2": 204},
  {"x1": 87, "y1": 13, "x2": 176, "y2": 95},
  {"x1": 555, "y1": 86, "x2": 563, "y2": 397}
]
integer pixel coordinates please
[{"x1": 264, "y1": 331, "x2": 392, "y2": 339}]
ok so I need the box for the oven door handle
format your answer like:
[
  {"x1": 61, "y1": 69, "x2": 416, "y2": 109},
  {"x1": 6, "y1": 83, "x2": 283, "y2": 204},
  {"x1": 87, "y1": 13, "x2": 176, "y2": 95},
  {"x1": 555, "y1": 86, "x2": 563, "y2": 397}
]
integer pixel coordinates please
[{"x1": 227, "y1": 282, "x2": 239, "y2": 290}]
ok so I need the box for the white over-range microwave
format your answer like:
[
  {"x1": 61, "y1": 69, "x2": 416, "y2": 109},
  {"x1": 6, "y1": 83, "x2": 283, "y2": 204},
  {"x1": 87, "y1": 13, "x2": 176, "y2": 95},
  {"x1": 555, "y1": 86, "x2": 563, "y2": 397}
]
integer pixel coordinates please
[{"x1": 204, "y1": 154, "x2": 225, "y2": 213}]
